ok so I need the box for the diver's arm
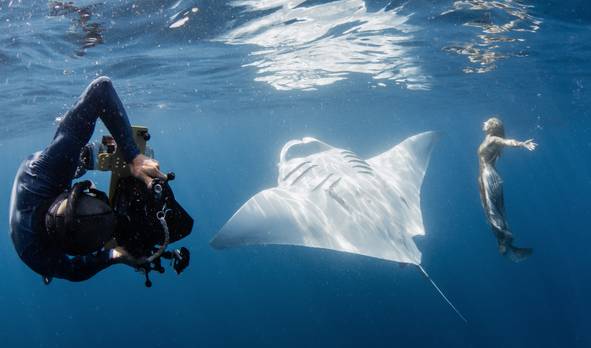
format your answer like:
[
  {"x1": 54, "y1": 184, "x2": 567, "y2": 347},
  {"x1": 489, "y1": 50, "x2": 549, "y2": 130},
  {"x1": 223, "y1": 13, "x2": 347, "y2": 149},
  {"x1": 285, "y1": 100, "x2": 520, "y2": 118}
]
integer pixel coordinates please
[
  {"x1": 61, "y1": 76, "x2": 141, "y2": 162},
  {"x1": 33, "y1": 76, "x2": 143, "y2": 189},
  {"x1": 110, "y1": 246, "x2": 146, "y2": 267},
  {"x1": 84, "y1": 77, "x2": 140, "y2": 162},
  {"x1": 51, "y1": 247, "x2": 145, "y2": 281},
  {"x1": 73, "y1": 77, "x2": 165, "y2": 184},
  {"x1": 86, "y1": 77, "x2": 166, "y2": 184},
  {"x1": 491, "y1": 137, "x2": 537, "y2": 151},
  {"x1": 51, "y1": 250, "x2": 115, "y2": 282}
]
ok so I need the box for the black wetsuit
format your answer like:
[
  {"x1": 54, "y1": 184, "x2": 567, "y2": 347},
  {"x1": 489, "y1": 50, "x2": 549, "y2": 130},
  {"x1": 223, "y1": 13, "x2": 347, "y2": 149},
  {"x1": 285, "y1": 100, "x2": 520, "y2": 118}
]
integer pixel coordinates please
[{"x1": 9, "y1": 76, "x2": 140, "y2": 281}]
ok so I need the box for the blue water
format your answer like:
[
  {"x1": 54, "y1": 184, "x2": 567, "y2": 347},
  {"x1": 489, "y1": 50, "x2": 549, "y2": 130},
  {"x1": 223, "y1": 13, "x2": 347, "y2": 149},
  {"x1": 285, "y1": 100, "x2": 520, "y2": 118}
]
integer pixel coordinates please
[{"x1": 1, "y1": 0, "x2": 590, "y2": 347}]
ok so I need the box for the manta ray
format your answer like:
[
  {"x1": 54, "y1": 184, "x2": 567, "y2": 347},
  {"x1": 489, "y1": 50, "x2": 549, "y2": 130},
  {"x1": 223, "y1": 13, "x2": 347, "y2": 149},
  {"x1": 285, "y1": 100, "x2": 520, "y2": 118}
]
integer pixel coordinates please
[{"x1": 211, "y1": 131, "x2": 466, "y2": 322}]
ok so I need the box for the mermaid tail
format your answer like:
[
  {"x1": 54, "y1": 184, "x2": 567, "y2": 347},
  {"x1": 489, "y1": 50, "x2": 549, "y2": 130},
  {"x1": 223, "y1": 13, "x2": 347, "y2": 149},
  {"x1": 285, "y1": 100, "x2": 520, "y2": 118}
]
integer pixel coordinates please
[
  {"x1": 480, "y1": 165, "x2": 532, "y2": 262},
  {"x1": 506, "y1": 245, "x2": 533, "y2": 263}
]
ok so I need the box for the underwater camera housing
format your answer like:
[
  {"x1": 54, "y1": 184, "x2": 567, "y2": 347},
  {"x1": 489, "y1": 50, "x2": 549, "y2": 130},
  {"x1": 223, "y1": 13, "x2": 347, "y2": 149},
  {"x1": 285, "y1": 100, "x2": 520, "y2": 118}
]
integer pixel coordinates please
[
  {"x1": 95, "y1": 126, "x2": 152, "y2": 200},
  {"x1": 96, "y1": 126, "x2": 194, "y2": 287}
]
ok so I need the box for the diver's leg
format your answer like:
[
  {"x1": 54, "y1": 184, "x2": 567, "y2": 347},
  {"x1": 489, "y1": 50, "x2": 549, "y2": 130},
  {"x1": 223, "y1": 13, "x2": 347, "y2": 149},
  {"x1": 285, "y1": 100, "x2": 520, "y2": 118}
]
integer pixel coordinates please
[{"x1": 21, "y1": 243, "x2": 114, "y2": 282}]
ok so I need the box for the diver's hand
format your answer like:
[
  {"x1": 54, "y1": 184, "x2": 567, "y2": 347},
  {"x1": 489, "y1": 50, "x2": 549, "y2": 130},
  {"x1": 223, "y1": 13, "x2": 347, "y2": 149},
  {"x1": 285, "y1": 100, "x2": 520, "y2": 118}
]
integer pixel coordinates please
[
  {"x1": 110, "y1": 247, "x2": 146, "y2": 267},
  {"x1": 522, "y1": 139, "x2": 537, "y2": 151},
  {"x1": 130, "y1": 154, "x2": 167, "y2": 188}
]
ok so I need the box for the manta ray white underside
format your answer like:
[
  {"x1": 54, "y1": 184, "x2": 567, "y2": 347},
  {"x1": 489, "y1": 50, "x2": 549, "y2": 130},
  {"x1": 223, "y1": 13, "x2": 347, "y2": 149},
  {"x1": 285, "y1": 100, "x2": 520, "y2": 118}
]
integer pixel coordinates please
[
  {"x1": 211, "y1": 131, "x2": 437, "y2": 264},
  {"x1": 211, "y1": 131, "x2": 466, "y2": 322}
]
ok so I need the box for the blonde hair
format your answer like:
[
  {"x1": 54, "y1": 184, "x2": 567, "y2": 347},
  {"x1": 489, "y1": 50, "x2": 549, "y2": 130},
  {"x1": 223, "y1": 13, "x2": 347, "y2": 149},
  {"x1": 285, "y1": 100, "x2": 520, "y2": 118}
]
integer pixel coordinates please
[{"x1": 484, "y1": 116, "x2": 505, "y2": 137}]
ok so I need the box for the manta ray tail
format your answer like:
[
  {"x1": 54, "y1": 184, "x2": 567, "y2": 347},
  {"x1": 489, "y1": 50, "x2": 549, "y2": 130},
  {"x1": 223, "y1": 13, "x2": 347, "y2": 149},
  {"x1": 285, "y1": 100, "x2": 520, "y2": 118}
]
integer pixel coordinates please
[{"x1": 417, "y1": 265, "x2": 467, "y2": 323}]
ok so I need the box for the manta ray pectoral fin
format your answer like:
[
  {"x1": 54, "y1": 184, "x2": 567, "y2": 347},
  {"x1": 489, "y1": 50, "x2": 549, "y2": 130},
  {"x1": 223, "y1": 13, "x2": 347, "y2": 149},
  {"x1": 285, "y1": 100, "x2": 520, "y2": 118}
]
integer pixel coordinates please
[
  {"x1": 367, "y1": 131, "x2": 441, "y2": 190},
  {"x1": 367, "y1": 131, "x2": 441, "y2": 237},
  {"x1": 210, "y1": 188, "x2": 325, "y2": 249}
]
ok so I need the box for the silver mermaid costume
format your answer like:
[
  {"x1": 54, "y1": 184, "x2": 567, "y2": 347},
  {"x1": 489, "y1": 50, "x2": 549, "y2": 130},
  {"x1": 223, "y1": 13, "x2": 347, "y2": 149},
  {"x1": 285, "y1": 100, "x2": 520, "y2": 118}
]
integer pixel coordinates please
[{"x1": 478, "y1": 136, "x2": 532, "y2": 262}]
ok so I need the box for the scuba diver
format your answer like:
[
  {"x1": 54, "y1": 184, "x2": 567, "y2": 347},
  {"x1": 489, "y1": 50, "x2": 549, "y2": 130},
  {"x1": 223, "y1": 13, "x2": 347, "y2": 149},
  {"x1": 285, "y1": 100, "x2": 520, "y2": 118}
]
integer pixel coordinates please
[
  {"x1": 478, "y1": 116, "x2": 537, "y2": 263},
  {"x1": 9, "y1": 76, "x2": 193, "y2": 286}
]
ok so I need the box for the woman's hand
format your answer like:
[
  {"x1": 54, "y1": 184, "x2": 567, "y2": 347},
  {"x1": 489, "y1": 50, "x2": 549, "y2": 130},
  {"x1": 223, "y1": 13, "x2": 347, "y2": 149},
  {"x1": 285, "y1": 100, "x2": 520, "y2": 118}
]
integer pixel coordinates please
[
  {"x1": 522, "y1": 139, "x2": 537, "y2": 151},
  {"x1": 129, "y1": 154, "x2": 167, "y2": 188}
]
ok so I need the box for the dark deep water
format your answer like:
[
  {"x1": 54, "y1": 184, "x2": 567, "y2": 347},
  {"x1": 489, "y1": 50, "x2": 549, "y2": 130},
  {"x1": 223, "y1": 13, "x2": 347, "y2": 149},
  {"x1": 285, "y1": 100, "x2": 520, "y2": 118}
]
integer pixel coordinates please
[{"x1": 1, "y1": 0, "x2": 590, "y2": 347}]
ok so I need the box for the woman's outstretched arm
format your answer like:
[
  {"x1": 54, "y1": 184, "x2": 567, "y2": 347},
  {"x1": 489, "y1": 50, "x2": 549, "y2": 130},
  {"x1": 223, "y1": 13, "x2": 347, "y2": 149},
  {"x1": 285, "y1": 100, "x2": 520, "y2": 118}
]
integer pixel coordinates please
[{"x1": 490, "y1": 136, "x2": 537, "y2": 151}]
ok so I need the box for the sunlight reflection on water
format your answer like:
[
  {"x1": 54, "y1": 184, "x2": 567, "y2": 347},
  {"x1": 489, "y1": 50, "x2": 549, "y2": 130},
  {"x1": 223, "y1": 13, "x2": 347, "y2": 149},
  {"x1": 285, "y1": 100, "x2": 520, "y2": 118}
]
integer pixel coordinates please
[{"x1": 219, "y1": 0, "x2": 430, "y2": 91}]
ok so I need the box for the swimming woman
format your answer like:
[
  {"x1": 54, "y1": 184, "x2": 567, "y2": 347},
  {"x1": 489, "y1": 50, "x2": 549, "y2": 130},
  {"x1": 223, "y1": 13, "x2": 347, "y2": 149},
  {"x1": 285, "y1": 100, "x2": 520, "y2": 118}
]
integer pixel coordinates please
[{"x1": 478, "y1": 117, "x2": 537, "y2": 262}]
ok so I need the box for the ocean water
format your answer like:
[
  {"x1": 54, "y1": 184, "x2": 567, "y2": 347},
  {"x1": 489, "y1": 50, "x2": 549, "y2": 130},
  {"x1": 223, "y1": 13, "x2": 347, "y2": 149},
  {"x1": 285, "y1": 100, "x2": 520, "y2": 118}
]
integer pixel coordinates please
[{"x1": 1, "y1": 0, "x2": 590, "y2": 347}]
